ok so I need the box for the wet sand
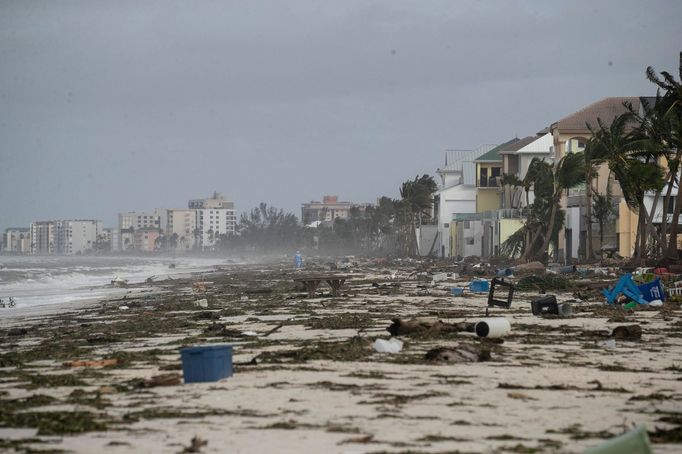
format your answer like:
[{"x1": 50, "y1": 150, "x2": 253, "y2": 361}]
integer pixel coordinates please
[{"x1": 1, "y1": 259, "x2": 681, "y2": 453}]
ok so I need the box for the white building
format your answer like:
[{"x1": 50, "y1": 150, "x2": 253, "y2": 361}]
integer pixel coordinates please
[
  {"x1": 196, "y1": 208, "x2": 237, "y2": 249},
  {"x1": 30, "y1": 221, "x2": 55, "y2": 255},
  {"x1": 3, "y1": 228, "x2": 31, "y2": 254},
  {"x1": 189, "y1": 192, "x2": 235, "y2": 210},
  {"x1": 54, "y1": 220, "x2": 103, "y2": 255},
  {"x1": 434, "y1": 145, "x2": 496, "y2": 257}
]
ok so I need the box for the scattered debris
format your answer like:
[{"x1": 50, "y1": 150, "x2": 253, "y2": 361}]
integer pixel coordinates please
[
  {"x1": 474, "y1": 318, "x2": 511, "y2": 338},
  {"x1": 611, "y1": 325, "x2": 642, "y2": 340},
  {"x1": 63, "y1": 359, "x2": 119, "y2": 368},
  {"x1": 584, "y1": 425, "x2": 651, "y2": 454},
  {"x1": 386, "y1": 319, "x2": 474, "y2": 336},
  {"x1": 373, "y1": 338, "x2": 403, "y2": 353},
  {"x1": 425, "y1": 344, "x2": 491, "y2": 362},
  {"x1": 487, "y1": 277, "x2": 514, "y2": 314},
  {"x1": 143, "y1": 373, "x2": 182, "y2": 387},
  {"x1": 182, "y1": 435, "x2": 208, "y2": 453},
  {"x1": 193, "y1": 299, "x2": 209, "y2": 308}
]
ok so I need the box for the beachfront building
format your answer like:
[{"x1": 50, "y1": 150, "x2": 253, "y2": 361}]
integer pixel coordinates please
[
  {"x1": 187, "y1": 193, "x2": 237, "y2": 249},
  {"x1": 195, "y1": 208, "x2": 237, "y2": 250},
  {"x1": 448, "y1": 134, "x2": 555, "y2": 259},
  {"x1": 118, "y1": 211, "x2": 161, "y2": 251},
  {"x1": 433, "y1": 145, "x2": 495, "y2": 258},
  {"x1": 30, "y1": 221, "x2": 55, "y2": 255},
  {"x1": 53, "y1": 220, "x2": 103, "y2": 255},
  {"x1": 301, "y1": 195, "x2": 373, "y2": 227},
  {"x1": 165, "y1": 209, "x2": 197, "y2": 250},
  {"x1": 3, "y1": 228, "x2": 31, "y2": 254},
  {"x1": 188, "y1": 192, "x2": 235, "y2": 210},
  {"x1": 133, "y1": 228, "x2": 160, "y2": 252},
  {"x1": 549, "y1": 97, "x2": 656, "y2": 260}
]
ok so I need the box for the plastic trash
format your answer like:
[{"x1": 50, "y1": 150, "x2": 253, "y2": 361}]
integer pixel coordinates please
[
  {"x1": 558, "y1": 303, "x2": 573, "y2": 316},
  {"x1": 469, "y1": 279, "x2": 490, "y2": 293},
  {"x1": 585, "y1": 426, "x2": 651, "y2": 454},
  {"x1": 531, "y1": 295, "x2": 558, "y2": 315},
  {"x1": 649, "y1": 299, "x2": 663, "y2": 307},
  {"x1": 431, "y1": 273, "x2": 448, "y2": 283},
  {"x1": 119, "y1": 305, "x2": 129, "y2": 310},
  {"x1": 474, "y1": 318, "x2": 511, "y2": 338},
  {"x1": 373, "y1": 338, "x2": 403, "y2": 353},
  {"x1": 487, "y1": 277, "x2": 514, "y2": 310},
  {"x1": 450, "y1": 287, "x2": 464, "y2": 297},
  {"x1": 241, "y1": 331, "x2": 258, "y2": 337},
  {"x1": 194, "y1": 299, "x2": 208, "y2": 308},
  {"x1": 638, "y1": 279, "x2": 665, "y2": 302},
  {"x1": 600, "y1": 339, "x2": 616, "y2": 350}
]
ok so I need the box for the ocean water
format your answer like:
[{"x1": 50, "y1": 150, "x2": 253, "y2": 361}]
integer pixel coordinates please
[{"x1": 0, "y1": 256, "x2": 233, "y2": 309}]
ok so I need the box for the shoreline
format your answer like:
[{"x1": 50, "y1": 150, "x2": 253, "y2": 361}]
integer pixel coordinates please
[{"x1": 1, "y1": 258, "x2": 681, "y2": 453}]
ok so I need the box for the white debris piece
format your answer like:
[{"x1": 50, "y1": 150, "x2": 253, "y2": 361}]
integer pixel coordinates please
[{"x1": 373, "y1": 338, "x2": 403, "y2": 353}]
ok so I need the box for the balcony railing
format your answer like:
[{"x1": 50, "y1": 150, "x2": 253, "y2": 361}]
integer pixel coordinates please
[{"x1": 478, "y1": 176, "x2": 501, "y2": 188}]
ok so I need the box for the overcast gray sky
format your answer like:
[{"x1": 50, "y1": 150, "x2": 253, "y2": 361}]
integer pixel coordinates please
[{"x1": 1, "y1": 0, "x2": 680, "y2": 230}]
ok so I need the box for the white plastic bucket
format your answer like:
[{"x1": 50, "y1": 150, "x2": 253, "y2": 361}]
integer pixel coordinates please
[{"x1": 475, "y1": 317, "x2": 511, "y2": 338}]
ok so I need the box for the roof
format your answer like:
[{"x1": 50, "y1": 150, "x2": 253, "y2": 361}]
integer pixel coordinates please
[
  {"x1": 515, "y1": 132, "x2": 554, "y2": 154},
  {"x1": 499, "y1": 136, "x2": 538, "y2": 155},
  {"x1": 439, "y1": 144, "x2": 497, "y2": 186},
  {"x1": 551, "y1": 97, "x2": 643, "y2": 132},
  {"x1": 475, "y1": 138, "x2": 519, "y2": 162}
]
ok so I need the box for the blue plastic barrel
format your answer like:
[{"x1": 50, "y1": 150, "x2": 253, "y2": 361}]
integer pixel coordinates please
[
  {"x1": 469, "y1": 279, "x2": 490, "y2": 293},
  {"x1": 180, "y1": 345, "x2": 233, "y2": 383}
]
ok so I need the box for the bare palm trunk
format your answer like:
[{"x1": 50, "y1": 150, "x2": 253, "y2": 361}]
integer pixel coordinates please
[
  {"x1": 585, "y1": 177, "x2": 594, "y2": 260},
  {"x1": 539, "y1": 195, "x2": 560, "y2": 262},
  {"x1": 638, "y1": 208, "x2": 647, "y2": 264}
]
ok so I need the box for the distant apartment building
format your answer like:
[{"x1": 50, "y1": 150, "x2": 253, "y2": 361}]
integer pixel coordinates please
[
  {"x1": 196, "y1": 208, "x2": 237, "y2": 249},
  {"x1": 188, "y1": 192, "x2": 235, "y2": 210},
  {"x1": 30, "y1": 221, "x2": 55, "y2": 255},
  {"x1": 165, "y1": 209, "x2": 197, "y2": 250},
  {"x1": 29, "y1": 220, "x2": 102, "y2": 255},
  {"x1": 301, "y1": 195, "x2": 373, "y2": 226},
  {"x1": 133, "y1": 227, "x2": 160, "y2": 252},
  {"x1": 188, "y1": 193, "x2": 237, "y2": 249},
  {"x1": 101, "y1": 228, "x2": 117, "y2": 252},
  {"x1": 53, "y1": 220, "x2": 103, "y2": 255},
  {"x1": 118, "y1": 211, "x2": 161, "y2": 251},
  {"x1": 3, "y1": 228, "x2": 31, "y2": 254}
]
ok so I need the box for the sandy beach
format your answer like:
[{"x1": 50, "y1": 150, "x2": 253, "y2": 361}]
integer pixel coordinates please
[{"x1": 1, "y1": 258, "x2": 681, "y2": 453}]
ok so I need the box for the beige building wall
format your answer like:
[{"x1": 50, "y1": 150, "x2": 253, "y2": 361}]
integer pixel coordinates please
[
  {"x1": 166, "y1": 209, "x2": 196, "y2": 250},
  {"x1": 476, "y1": 190, "x2": 500, "y2": 213},
  {"x1": 500, "y1": 219, "x2": 524, "y2": 247}
]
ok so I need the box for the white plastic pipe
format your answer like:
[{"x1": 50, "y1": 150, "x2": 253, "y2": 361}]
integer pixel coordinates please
[{"x1": 475, "y1": 317, "x2": 511, "y2": 338}]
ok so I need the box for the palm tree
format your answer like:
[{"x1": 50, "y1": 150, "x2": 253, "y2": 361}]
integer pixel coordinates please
[
  {"x1": 592, "y1": 182, "x2": 617, "y2": 253},
  {"x1": 581, "y1": 137, "x2": 609, "y2": 260},
  {"x1": 399, "y1": 175, "x2": 438, "y2": 256},
  {"x1": 646, "y1": 53, "x2": 682, "y2": 258},
  {"x1": 537, "y1": 151, "x2": 586, "y2": 261},
  {"x1": 592, "y1": 111, "x2": 664, "y2": 261},
  {"x1": 519, "y1": 158, "x2": 554, "y2": 261}
]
